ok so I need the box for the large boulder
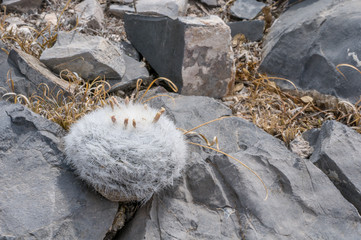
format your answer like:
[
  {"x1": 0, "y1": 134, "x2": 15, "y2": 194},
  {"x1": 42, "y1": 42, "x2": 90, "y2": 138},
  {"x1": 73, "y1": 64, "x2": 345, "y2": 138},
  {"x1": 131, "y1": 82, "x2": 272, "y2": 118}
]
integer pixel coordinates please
[
  {"x1": 124, "y1": 14, "x2": 235, "y2": 98},
  {"x1": 310, "y1": 120, "x2": 361, "y2": 214},
  {"x1": 115, "y1": 93, "x2": 361, "y2": 239},
  {"x1": 40, "y1": 31, "x2": 126, "y2": 81},
  {"x1": 0, "y1": 101, "x2": 118, "y2": 239},
  {"x1": 260, "y1": 0, "x2": 361, "y2": 102}
]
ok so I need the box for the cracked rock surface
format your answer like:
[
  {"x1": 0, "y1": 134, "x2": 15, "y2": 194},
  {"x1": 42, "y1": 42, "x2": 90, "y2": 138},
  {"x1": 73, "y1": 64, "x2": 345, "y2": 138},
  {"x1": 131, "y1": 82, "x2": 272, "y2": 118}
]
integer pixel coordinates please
[{"x1": 115, "y1": 93, "x2": 361, "y2": 239}]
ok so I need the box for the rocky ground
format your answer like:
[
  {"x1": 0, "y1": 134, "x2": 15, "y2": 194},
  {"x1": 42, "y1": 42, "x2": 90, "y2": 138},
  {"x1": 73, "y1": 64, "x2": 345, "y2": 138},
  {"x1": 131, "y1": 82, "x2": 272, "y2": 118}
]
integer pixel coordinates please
[{"x1": 1, "y1": 0, "x2": 361, "y2": 239}]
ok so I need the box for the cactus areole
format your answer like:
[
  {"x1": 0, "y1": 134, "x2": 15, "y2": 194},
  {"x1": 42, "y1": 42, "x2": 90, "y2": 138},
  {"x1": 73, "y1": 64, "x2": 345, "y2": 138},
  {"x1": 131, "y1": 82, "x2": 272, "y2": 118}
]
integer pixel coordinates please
[{"x1": 64, "y1": 99, "x2": 188, "y2": 202}]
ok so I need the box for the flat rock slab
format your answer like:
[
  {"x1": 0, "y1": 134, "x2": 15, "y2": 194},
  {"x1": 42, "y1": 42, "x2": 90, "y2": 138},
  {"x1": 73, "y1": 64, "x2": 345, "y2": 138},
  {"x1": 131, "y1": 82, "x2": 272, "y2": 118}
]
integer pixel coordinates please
[
  {"x1": 75, "y1": 0, "x2": 104, "y2": 29},
  {"x1": 116, "y1": 94, "x2": 361, "y2": 239},
  {"x1": 124, "y1": 14, "x2": 235, "y2": 98},
  {"x1": 310, "y1": 120, "x2": 361, "y2": 214},
  {"x1": 1, "y1": 0, "x2": 42, "y2": 13},
  {"x1": 136, "y1": 0, "x2": 188, "y2": 17},
  {"x1": 228, "y1": 20, "x2": 265, "y2": 41},
  {"x1": 230, "y1": 0, "x2": 266, "y2": 20},
  {"x1": 40, "y1": 31, "x2": 126, "y2": 81},
  {"x1": 260, "y1": 0, "x2": 361, "y2": 102},
  {"x1": 0, "y1": 101, "x2": 119, "y2": 239},
  {"x1": 9, "y1": 49, "x2": 77, "y2": 96}
]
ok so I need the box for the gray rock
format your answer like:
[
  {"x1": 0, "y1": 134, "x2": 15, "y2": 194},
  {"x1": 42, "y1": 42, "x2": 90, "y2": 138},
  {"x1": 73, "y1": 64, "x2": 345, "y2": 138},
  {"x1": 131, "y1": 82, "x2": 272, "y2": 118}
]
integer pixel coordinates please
[
  {"x1": 40, "y1": 31, "x2": 126, "y2": 81},
  {"x1": 310, "y1": 120, "x2": 361, "y2": 214},
  {"x1": 116, "y1": 94, "x2": 361, "y2": 239},
  {"x1": 8, "y1": 49, "x2": 77, "y2": 96},
  {"x1": 1, "y1": 0, "x2": 42, "y2": 13},
  {"x1": 124, "y1": 14, "x2": 235, "y2": 98},
  {"x1": 260, "y1": 0, "x2": 361, "y2": 103},
  {"x1": 75, "y1": 0, "x2": 104, "y2": 29},
  {"x1": 135, "y1": 0, "x2": 188, "y2": 17},
  {"x1": 228, "y1": 20, "x2": 264, "y2": 41},
  {"x1": 109, "y1": 4, "x2": 135, "y2": 18},
  {"x1": 0, "y1": 42, "x2": 36, "y2": 98},
  {"x1": 108, "y1": 54, "x2": 150, "y2": 92},
  {"x1": 199, "y1": 0, "x2": 220, "y2": 7},
  {"x1": 230, "y1": 0, "x2": 266, "y2": 20},
  {"x1": 0, "y1": 101, "x2": 118, "y2": 239}
]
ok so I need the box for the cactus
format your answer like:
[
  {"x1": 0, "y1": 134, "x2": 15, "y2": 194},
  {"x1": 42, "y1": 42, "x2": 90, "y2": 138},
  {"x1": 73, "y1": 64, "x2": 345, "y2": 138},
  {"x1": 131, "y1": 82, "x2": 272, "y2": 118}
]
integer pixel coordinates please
[{"x1": 64, "y1": 99, "x2": 188, "y2": 202}]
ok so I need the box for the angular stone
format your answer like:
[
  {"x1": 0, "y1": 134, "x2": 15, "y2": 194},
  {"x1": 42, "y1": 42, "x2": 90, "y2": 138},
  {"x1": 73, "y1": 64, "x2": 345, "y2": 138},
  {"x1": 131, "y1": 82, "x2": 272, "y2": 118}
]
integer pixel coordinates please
[
  {"x1": 199, "y1": 0, "x2": 220, "y2": 7},
  {"x1": 9, "y1": 49, "x2": 77, "y2": 95},
  {"x1": 75, "y1": 0, "x2": 104, "y2": 29},
  {"x1": 310, "y1": 120, "x2": 361, "y2": 214},
  {"x1": 109, "y1": 4, "x2": 135, "y2": 18},
  {"x1": 1, "y1": 0, "x2": 42, "y2": 13},
  {"x1": 0, "y1": 101, "x2": 118, "y2": 239},
  {"x1": 0, "y1": 42, "x2": 36, "y2": 98},
  {"x1": 230, "y1": 0, "x2": 266, "y2": 20},
  {"x1": 260, "y1": 0, "x2": 361, "y2": 102},
  {"x1": 228, "y1": 20, "x2": 264, "y2": 41},
  {"x1": 124, "y1": 14, "x2": 235, "y2": 98},
  {"x1": 40, "y1": 31, "x2": 126, "y2": 81},
  {"x1": 116, "y1": 94, "x2": 361, "y2": 239},
  {"x1": 135, "y1": 0, "x2": 188, "y2": 17},
  {"x1": 108, "y1": 55, "x2": 149, "y2": 92}
]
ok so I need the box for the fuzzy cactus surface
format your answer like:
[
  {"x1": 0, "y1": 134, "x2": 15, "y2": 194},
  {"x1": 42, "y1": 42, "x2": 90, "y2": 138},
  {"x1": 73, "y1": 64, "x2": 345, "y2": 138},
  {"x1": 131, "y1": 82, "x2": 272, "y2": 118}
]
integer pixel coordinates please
[{"x1": 64, "y1": 100, "x2": 188, "y2": 202}]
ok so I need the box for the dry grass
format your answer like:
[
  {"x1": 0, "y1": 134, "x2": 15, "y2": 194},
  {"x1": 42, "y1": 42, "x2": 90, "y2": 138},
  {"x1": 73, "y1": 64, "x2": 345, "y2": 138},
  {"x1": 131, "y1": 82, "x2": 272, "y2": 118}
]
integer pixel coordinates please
[
  {"x1": 2, "y1": 71, "x2": 110, "y2": 130},
  {"x1": 0, "y1": 0, "x2": 76, "y2": 58},
  {"x1": 227, "y1": 40, "x2": 361, "y2": 144}
]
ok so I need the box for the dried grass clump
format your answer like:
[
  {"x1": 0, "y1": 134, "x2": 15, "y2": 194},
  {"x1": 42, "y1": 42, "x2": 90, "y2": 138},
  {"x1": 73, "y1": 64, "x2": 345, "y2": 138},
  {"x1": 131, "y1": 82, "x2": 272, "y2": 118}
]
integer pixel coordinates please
[
  {"x1": 228, "y1": 39, "x2": 361, "y2": 145},
  {"x1": 0, "y1": 0, "x2": 76, "y2": 58},
  {"x1": 2, "y1": 70, "x2": 110, "y2": 130}
]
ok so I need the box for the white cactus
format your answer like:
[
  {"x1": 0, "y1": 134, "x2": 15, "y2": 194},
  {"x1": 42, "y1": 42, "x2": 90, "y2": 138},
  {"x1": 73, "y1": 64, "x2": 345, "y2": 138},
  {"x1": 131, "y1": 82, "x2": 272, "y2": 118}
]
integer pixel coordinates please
[{"x1": 64, "y1": 99, "x2": 188, "y2": 202}]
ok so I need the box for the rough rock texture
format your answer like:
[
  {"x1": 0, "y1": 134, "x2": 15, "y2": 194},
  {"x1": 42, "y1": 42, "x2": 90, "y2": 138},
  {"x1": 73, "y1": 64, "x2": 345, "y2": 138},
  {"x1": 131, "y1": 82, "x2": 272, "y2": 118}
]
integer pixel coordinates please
[
  {"x1": 1, "y1": 0, "x2": 43, "y2": 13},
  {"x1": 9, "y1": 49, "x2": 76, "y2": 95},
  {"x1": 40, "y1": 31, "x2": 126, "y2": 81},
  {"x1": 115, "y1": 93, "x2": 361, "y2": 239},
  {"x1": 0, "y1": 42, "x2": 35, "y2": 97},
  {"x1": 124, "y1": 14, "x2": 235, "y2": 98},
  {"x1": 199, "y1": 0, "x2": 220, "y2": 7},
  {"x1": 109, "y1": 54, "x2": 149, "y2": 92},
  {"x1": 109, "y1": 4, "x2": 135, "y2": 18},
  {"x1": 0, "y1": 101, "x2": 119, "y2": 239},
  {"x1": 75, "y1": 0, "x2": 104, "y2": 29},
  {"x1": 136, "y1": 0, "x2": 188, "y2": 17},
  {"x1": 228, "y1": 20, "x2": 265, "y2": 41},
  {"x1": 310, "y1": 120, "x2": 361, "y2": 214},
  {"x1": 260, "y1": 0, "x2": 361, "y2": 102},
  {"x1": 230, "y1": 0, "x2": 266, "y2": 20}
]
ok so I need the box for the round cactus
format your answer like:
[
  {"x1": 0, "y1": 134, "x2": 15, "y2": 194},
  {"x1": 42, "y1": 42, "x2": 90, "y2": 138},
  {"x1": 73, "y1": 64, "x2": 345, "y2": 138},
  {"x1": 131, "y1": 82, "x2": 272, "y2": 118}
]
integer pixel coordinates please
[{"x1": 64, "y1": 98, "x2": 188, "y2": 202}]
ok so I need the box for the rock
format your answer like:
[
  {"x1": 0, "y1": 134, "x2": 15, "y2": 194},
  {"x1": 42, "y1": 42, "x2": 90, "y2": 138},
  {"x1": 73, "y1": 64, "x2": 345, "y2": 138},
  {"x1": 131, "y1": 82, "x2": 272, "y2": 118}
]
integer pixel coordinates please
[
  {"x1": 115, "y1": 94, "x2": 361, "y2": 239},
  {"x1": 310, "y1": 120, "x2": 361, "y2": 214},
  {"x1": 124, "y1": 14, "x2": 235, "y2": 98},
  {"x1": 0, "y1": 41, "x2": 36, "y2": 98},
  {"x1": 8, "y1": 49, "x2": 77, "y2": 95},
  {"x1": 1, "y1": 0, "x2": 42, "y2": 13},
  {"x1": 228, "y1": 20, "x2": 264, "y2": 41},
  {"x1": 0, "y1": 101, "x2": 119, "y2": 239},
  {"x1": 230, "y1": 0, "x2": 266, "y2": 20},
  {"x1": 108, "y1": 54, "x2": 149, "y2": 92},
  {"x1": 109, "y1": 4, "x2": 135, "y2": 18},
  {"x1": 260, "y1": 0, "x2": 361, "y2": 102},
  {"x1": 135, "y1": 0, "x2": 188, "y2": 17},
  {"x1": 199, "y1": 0, "x2": 220, "y2": 7},
  {"x1": 75, "y1": 0, "x2": 104, "y2": 29},
  {"x1": 40, "y1": 31, "x2": 126, "y2": 81}
]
